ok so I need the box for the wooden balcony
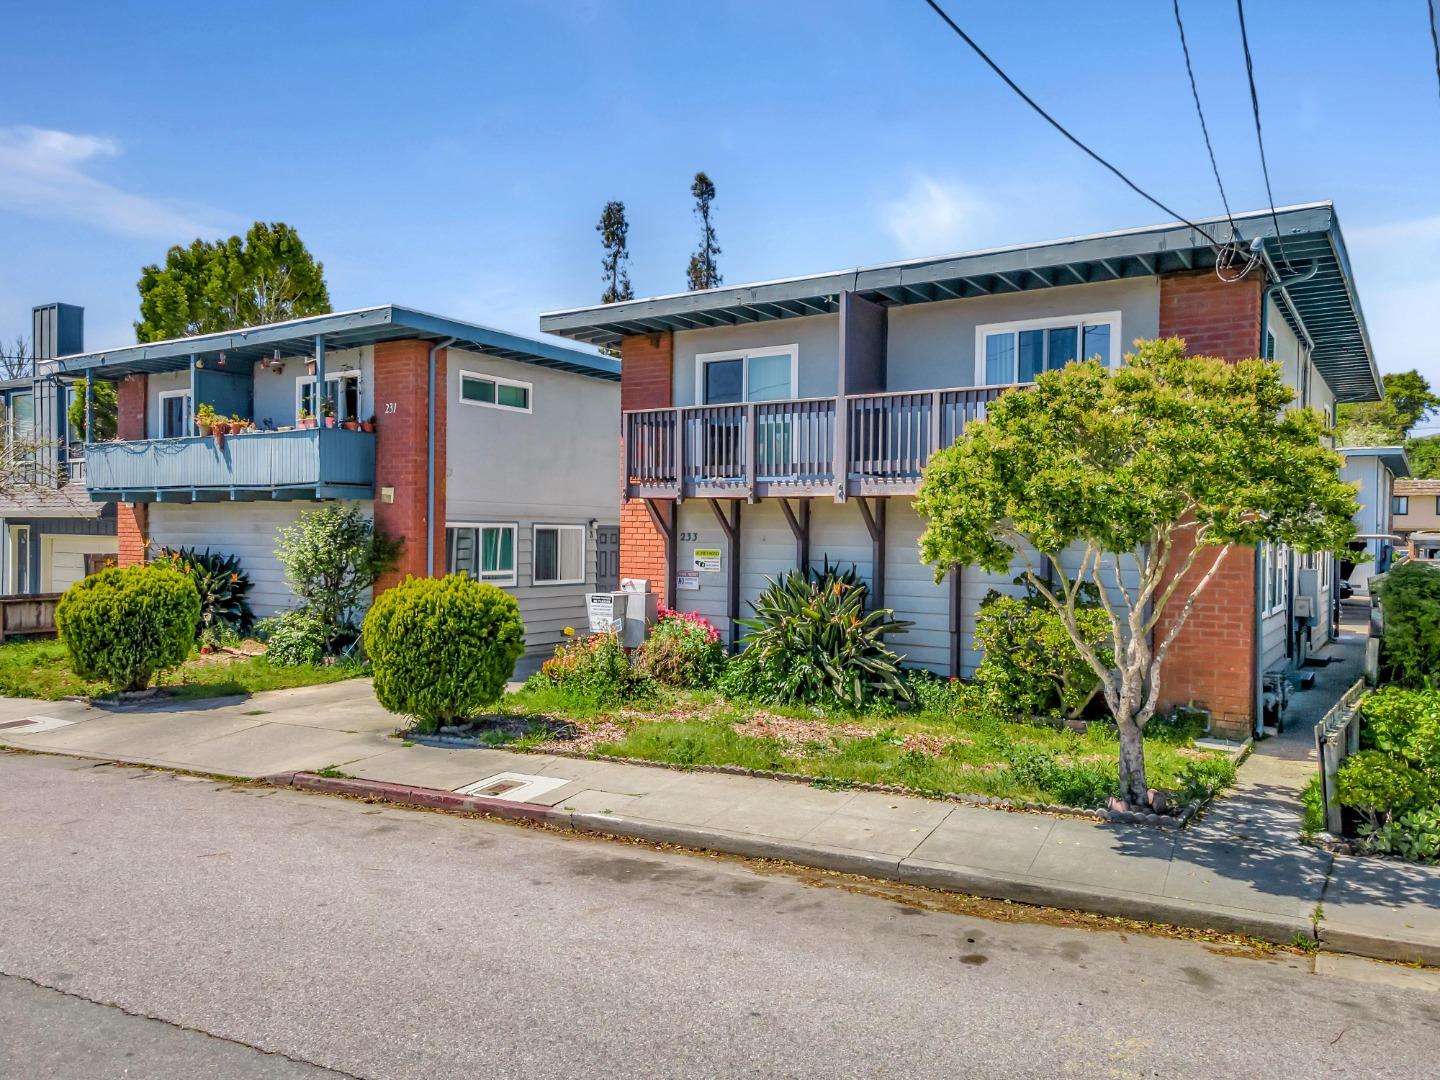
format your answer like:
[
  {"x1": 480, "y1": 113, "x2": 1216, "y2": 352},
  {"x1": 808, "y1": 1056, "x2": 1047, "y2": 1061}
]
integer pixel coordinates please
[
  {"x1": 85, "y1": 427, "x2": 376, "y2": 503},
  {"x1": 624, "y1": 384, "x2": 1008, "y2": 501}
]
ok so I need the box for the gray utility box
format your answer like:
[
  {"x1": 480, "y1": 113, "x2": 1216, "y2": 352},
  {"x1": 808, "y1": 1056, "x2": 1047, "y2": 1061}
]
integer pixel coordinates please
[
  {"x1": 619, "y1": 578, "x2": 660, "y2": 648},
  {"x1": 586, "y1": 591, "x2": 628, "y2": 636}
]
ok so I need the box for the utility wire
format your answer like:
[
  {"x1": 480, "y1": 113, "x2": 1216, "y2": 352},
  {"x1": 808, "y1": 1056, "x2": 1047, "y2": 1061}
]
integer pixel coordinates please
[
  {"x1": 1429, "y1": 0, "x2": 1440, "y2": 106},
  {"x1": 919, "y1": 0, "x2": 1225, "y2": 249},
  {"x1": 1235, "y1": 0, "x2": 1294, "y2": 270},
  {"x1": 1173, "y1": 0, "x2": 1257, "y2": 281}
]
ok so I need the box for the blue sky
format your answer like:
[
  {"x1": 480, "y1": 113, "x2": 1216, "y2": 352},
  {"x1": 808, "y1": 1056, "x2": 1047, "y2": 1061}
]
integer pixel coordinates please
[{"x1": 3, "y1": 0, "x2": 1438, "y2": 412}]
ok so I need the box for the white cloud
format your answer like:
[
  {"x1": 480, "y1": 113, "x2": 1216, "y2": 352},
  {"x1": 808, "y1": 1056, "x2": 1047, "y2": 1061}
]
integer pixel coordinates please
[
  {"x1": 0, "y1": 125, "x2": 231, "y2": 240},
  {"x1": 881, "y1": 175, "x2": 995, "y2": 257}
]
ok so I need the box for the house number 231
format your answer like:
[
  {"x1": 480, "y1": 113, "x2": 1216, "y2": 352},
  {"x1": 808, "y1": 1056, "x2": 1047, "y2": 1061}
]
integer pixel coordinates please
[{"x1": 384, "y1": 402, "x2": 398, "y2": 414}]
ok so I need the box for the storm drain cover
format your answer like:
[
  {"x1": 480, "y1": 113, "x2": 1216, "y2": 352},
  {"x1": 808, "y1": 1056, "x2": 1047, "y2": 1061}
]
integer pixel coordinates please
[
  {"x1": 454, "y1": 772, "x2": 570, "y2": 802},
  {"x1": 0, "y1": 715, "x2": 74, "y2": 735}
]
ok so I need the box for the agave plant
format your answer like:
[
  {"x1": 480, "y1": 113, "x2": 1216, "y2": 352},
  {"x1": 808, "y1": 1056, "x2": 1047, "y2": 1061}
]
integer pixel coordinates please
[
  {"x1": 153, "y1": 546, "x2": 255, "y2": 645},
  {"x1": 736, "y1": 561, "x2": 913, "y2": 709}
]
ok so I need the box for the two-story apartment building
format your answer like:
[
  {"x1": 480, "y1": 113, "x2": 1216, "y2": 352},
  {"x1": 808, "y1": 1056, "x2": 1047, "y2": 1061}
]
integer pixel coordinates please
[
  {"x1": 39, "y1": 306, "x2": 620, "y2": 661},
  {"x1": 0, "y1": 304, "x2": 117, "y2": 595},
  {"x1": 1339, "y1": 446, "x2": 1409, "y2": 595},
  {"x1": 1392, "y1": 477, "x2": 1440, "y2": 560},
  {"x1": 541, "y1": 202, "x2": 1382, "y2": 740}
]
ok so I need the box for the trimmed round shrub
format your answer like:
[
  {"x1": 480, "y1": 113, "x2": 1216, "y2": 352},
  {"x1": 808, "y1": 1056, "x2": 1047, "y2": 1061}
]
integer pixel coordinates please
[
  {"x1": 363, "y1": 574, "x2": 525, "y2": 731},
  {"x1": 56, "y1": 565, "x2": 200, "y2": 691}
]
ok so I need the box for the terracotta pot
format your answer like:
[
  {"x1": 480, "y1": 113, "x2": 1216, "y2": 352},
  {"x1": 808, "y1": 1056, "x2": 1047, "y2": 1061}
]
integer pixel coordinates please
[
  {"x1": 299, "y1": 418, "x2": 315, "y2": 429},
  {"x1": 341, "y1": 419, "x2": 359, "y2": 431},
  {"x1": 196, "y1": 422, "x2": 212, "y2": 436},
  {"x1": 212, "y1": 420, "x2": 231, "y2": 435},
  {"x1": 361, "y1": 421, "x2": 375, "y2": 433},
  {"x1": 324, "y1": 416, "x2": 336, "y2": 428}
]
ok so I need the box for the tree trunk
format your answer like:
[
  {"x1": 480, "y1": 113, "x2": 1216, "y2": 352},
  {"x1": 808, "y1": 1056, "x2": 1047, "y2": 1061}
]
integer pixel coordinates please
[{"x1": 1117, "y1": 718, "x2": 1148, "y2": 807}]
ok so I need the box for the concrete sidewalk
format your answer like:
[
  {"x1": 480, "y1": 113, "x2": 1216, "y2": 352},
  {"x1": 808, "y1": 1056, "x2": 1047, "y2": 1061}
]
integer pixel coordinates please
[{"x1": 3, "y1": 639, "x2": 1439, "y2": 965}]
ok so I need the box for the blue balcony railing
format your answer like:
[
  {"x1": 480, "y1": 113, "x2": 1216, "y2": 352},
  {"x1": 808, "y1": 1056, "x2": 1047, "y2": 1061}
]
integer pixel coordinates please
[{"x1": 85, "y1": 427, "x2": 375, "y2": 503}]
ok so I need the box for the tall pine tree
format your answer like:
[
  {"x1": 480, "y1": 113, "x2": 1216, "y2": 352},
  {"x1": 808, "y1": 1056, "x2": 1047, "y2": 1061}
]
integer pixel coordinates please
[
  {"x1": 597, "y1": 201, "x2": 634, "y2": 305},
  {"x1": 686, "y1": 172, "x2": 722, "y2": 290}
]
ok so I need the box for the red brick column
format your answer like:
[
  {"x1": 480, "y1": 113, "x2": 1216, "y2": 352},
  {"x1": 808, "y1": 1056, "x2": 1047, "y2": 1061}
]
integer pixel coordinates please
[
  {"x1": 115, "y1": 375, "x2": 148, "y2": 567},
  {"x1": 372, "y1": 339, "x2": 447, "y2": 594},
  {"x1": 619, "y1": 332, "x2": 673, "y2": 604},
  {"x1": 1155, "y1": 271, "x2": 1264, "y2": 738}
]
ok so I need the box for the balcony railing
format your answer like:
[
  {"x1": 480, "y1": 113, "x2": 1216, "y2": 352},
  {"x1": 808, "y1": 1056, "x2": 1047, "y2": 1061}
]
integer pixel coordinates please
[
  {"x1": 85, "y1": 427, "x2": 376, "y2": 503},
  {"x1": 625, "y1": 383, "x2": 1008, "y2": 500}
]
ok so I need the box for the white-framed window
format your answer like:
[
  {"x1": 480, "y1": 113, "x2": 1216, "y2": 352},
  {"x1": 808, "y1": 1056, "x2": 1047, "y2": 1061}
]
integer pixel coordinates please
[
  {"x1": 446, "y1": 522, "x2": 517, "y2": 586},
  {"x1": 696, "y1": 345, "x2": 798, "y2": 405},
  {"x1": 296, "y1": 370, "x2": 362, "y2": 423},
  {"x1": 975, "y1": 312, "x2": 1121, "y2": 386},
  {"x1": 533, "y1": 524, "x2": 586, "y2": 586},
  {"x1": 1394, "y1": 495, "x2": 1410, "y2": 517},
  {"x1": 459, "y1": 370, "x2": 532, "y2": 413},
  {"x1": 158, "y1": 389, "x2": 193, "y2": 438},
  {"x1": 1262, "y1": 543, "x2": 1288, "y2": 616},
  {"x1": 7, "y1": 524, "x2": 30, "y2": 593}
]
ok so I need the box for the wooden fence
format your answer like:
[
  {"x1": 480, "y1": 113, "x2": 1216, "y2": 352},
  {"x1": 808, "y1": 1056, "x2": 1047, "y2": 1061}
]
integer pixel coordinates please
[{"x1": 1314, "y1": 677, "x2": 1368, "y2": 835}]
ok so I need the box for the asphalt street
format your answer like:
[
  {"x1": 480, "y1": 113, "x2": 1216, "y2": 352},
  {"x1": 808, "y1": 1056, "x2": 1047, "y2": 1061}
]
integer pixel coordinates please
[{"x1": 3, "y1": 751, "x2": 1437, "y2": 1079}]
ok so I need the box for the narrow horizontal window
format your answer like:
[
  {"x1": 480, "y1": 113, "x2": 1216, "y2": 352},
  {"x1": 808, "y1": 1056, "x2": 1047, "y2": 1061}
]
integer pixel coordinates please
[
  {"x1": 459, "y1": 371, "x2": 532, "y2": 413},
  {"x1": 975, "y1": 312, "x2": 1120, "y2": 385}
]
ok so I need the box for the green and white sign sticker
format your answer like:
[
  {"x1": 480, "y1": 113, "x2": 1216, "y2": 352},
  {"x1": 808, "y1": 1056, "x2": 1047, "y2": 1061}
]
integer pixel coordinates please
[{"x1": 693, "y1": 548, "x2": 722, "y2": 572}]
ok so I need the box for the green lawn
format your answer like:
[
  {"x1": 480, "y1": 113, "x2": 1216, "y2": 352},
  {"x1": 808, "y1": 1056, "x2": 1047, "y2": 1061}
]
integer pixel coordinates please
[
  {"x1": 491, "y1": 684, "x2": 1235, "y2": 811},
  {"x1": 0, "y1": 639, "x2": 363, "y2": 702}
]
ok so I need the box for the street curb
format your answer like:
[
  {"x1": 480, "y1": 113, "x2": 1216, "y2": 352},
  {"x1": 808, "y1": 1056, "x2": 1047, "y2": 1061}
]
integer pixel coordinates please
[
  {"x1": 274, "y1": 772, "x2": 1315, "y2": 951},
  {"x1": 1314, "y1": 925, "x2": 1440, "y2": 967}
]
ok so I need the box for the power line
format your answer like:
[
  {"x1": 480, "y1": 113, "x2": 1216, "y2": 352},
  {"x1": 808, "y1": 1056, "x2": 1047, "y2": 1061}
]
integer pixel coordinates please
[
  {"x1": 1429, "y1": 0, "x2": 1440, "y2": 106},
  {"x1": 1235, "y1": 0, "x2": 1294, "y2": 270},
  {"x1": 918, "y1": 0, "x2": 1225, "y2": 249},
  {"x1": 1173, "y1": 0, "x2": 1257, "y2": 282}
]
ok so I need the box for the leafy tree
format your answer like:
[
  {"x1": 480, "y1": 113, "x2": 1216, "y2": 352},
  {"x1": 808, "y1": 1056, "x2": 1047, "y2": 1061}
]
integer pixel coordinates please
[
  {"x1": 273, "y1": 505, "x2": 399, "y2": 654},
  {"x1": 67, "y1": 378, "x2": 119, "y2": 442},
  {"x1": 596, "y1": 200, "x2": 633, "y2": 305},
  {"x1": 685, "y1": 171, "x2": 722, "y2": 290},
  {"x1": 1336, "y1": 370, "x2": 1440, "y2": 445},
  {"x1": 1, "y1": 336, "x2": 30, "y2": 380},
  {"x1": 135, "y1": 221, "x2": 331, "y2": 342},
  {"x1": 1407, "y1": 433, "x2": 1440, "y2": 480},
  {"x1": 915, "y1": 338, "x2": 1359, "y2": 806}
]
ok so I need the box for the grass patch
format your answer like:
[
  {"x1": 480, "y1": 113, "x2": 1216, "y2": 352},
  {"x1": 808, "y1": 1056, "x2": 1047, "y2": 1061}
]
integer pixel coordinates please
[
  {"x1": 0, "y1": 639, "x2": 363, "y2": 702},
  {"x1": 493, "y1": 681, "x2": 1231, "y2": 810}
]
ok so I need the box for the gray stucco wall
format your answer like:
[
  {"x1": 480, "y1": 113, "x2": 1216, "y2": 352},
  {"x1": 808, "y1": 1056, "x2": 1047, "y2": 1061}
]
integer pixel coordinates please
[
  {"x1": 442, "y1": 348, "x2": 619, "y2": 656},
  {"x1": 885, "y1": 277, "x2": 1161, "y2": 391},
  {"x1": 671, "y1": 313, "x2": 840, "y2": 405}
]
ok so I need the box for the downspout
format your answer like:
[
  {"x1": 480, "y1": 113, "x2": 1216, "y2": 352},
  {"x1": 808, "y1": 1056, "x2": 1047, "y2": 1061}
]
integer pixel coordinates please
[
  {"x1": 1251, "y1": 240, "x2": 1321, "y2": 736},
  {"x1": 426, "y1": 337, "x2": 456, "y2": 577}
]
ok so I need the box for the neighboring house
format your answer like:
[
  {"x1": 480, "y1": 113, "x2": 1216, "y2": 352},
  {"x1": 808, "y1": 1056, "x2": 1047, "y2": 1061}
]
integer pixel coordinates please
[
  {"x1": 1392, "y1": 477, "x2": 1440, "y2": 560},
  {"x1": 37, "y1": 306, "x2": 620, "y2": 661},
  {"x1": 0, "y1": 304, "x2": 118, "y2": 595},
  {"x1": 1338, "y1": 445, "x2": 1409, "y2": 595},
  {"x1": 540, "y1": 202, "x2": 1382, "y2": 741}
]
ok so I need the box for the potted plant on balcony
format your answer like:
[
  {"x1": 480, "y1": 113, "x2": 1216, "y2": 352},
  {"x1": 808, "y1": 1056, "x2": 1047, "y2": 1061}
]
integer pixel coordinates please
[
  {"x1": 320, "y1": 400, "x2": 336, "y2": 428},
  {"x1": 194, "y1": 403, "x2": 218, "y2": 437},
  {"x1": 361, "y1": 414, "x2": 376, "y2": 433},
  {"x1": 297, "y1": 407, "x2": 316, "y2": 430}
]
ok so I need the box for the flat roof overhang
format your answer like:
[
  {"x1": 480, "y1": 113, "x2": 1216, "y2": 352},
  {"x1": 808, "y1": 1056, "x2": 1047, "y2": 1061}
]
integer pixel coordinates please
[
  {"x1": 541, "y1": 202, "x2": 1381, "y2": 403},
  {"x1": 1339, "y1": 445, "x2": 1411, "y2": 477},
  {"x1": 44, "y1": 305, "x2": 619, "y2": 383}
]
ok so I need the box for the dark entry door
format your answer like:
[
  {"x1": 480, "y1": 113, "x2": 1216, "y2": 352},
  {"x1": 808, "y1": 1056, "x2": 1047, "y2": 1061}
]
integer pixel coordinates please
[{"x1": 595, "y1": 526, "x2": 620, "y2": 592}]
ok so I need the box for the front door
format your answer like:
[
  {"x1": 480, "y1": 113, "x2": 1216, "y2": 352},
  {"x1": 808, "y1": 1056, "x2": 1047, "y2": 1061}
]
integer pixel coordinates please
[
  {"x1": 595, "y1": 526, "x2": 620, "y2": 592},
  {"x1": 9, "y1": 526, "x2": 31, "y2": 594}
]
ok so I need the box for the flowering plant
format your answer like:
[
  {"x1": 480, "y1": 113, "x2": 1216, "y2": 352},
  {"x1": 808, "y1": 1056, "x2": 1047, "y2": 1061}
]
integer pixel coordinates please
[{"x1": 637, "y1": 606, "x2": 725, "y2": 687}]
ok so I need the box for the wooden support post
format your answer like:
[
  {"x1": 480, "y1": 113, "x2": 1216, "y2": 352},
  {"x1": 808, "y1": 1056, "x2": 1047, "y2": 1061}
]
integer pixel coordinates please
[
  {"x1": 777, "y1": 497, "x2": 811, "y2": 577},
  {"x1": 744, "y1": 403, "x2": 757, "y2": 502},
  {"x1": 948, "y1": 563, "x2": 962, "y2": 679},
  {"x1": 643, "y1": 498, "x2": 678, "y2": 607},
  {"x1": 855, "y1": 496, "x2": 886, "y2": 610},
  {"x1": 708, "y1": 499, "x2": 742, "y2": 647},
  {"x1": 188, "y1": 353, "x2": 198, "y2": 435}
]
